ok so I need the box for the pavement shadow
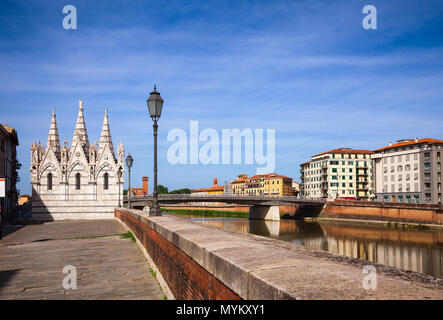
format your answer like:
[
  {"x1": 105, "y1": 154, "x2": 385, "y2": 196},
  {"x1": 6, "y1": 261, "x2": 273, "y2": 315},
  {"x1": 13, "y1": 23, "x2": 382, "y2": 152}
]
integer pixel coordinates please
[
  {"x1": 0, "y1": 269, "x2": 21, "y2": 290},
  {"x1": 1, "y1": 224, "x2": 25, "y2": 239}
]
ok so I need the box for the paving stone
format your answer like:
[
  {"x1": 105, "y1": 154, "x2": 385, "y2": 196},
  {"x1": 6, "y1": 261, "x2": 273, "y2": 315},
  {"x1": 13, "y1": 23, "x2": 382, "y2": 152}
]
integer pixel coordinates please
[{"x1": 0, "y1": 220, "x2": 163, "y2": 300}]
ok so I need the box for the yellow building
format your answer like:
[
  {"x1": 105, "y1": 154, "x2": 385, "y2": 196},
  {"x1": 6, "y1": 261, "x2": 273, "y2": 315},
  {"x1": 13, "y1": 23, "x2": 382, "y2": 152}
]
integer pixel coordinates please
[
  {"x1": 18, "y1": 194, "x2": 32, "y2": 205},
  {"x1": 231, "y1": 173, "x2": 293, "y2": 197},
  {"x1": 231, "y1": 174, "x2": 248, "y2": 194}
]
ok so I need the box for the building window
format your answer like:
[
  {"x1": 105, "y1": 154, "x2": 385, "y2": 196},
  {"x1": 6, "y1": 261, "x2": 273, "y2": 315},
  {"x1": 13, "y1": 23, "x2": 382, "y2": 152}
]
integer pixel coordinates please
[
  {"x1": 47, "y1": 173, "x2": 53, "y2": 191},
  {"x1": 75, "y1": 173, "x2": 81, "y2": 190},
  {"x1": 104, "y1": 173, "x2": 109, "y2": 190},
  {"x1": 424, "y1": 162, "x2": 431, "y2": 170},
  {"x1": 414, "y1": 194, "x2": 420, "y2": 203}
]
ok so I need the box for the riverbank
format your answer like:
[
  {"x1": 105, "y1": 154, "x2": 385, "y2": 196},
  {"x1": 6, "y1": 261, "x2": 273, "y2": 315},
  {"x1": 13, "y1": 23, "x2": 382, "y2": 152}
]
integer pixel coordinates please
[
  {"x1": 304, "y1": 216, "x2": 443, "y2": 232},
  {"x1": 162, "y1": 208, "x2": 443, "y2": 231},
  {"x1": 160, "y1": 208, "x2": 249, "y2": 218}
]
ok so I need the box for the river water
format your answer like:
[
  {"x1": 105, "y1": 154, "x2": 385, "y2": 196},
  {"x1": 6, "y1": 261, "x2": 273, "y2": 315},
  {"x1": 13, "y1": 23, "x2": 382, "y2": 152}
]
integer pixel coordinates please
[{"x1": 167, "y1": 213, "x2": 442, "y2": 278}]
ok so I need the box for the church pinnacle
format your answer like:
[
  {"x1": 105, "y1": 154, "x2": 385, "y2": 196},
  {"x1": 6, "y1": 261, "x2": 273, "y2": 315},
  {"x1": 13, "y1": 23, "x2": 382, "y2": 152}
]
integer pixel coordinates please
[
  {"x1": 97, "y1": 108, "x2": 115, "y2": 159},
  {"x1": 46, "y1": 107, "x2": 61, "y2": 158},
  {"x1": 71, "y1": 99, "x2": 90, "y2": 155}
]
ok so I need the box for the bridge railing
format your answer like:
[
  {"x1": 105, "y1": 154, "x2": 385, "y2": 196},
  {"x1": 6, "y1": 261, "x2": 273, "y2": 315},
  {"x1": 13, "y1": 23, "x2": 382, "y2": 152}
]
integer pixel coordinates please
[{"x1": 127, "y1": 193, "x2": 326, "y2": 203}]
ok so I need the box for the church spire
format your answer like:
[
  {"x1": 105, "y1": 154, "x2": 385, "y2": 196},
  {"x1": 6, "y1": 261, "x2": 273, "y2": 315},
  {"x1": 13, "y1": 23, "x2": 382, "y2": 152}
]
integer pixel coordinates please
[
  {"x1": 71, "y1": 99, "x2": 90, "y2": 155},
  {"x1": 97, "y1": 108, "x2": 115, "y2": 159},
  {"x1": 47, "y1": 107, "x2": 61, "y2": 159}
]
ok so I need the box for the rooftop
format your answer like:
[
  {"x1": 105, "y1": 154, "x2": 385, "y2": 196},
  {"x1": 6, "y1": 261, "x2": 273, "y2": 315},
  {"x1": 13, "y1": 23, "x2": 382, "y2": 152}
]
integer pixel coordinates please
[
  {"x1": 374, "y1": 138, "x2": 443, "y2": 152},
  {"x1": 312, "y1": 148, "x2": 374, "y2": 158}
]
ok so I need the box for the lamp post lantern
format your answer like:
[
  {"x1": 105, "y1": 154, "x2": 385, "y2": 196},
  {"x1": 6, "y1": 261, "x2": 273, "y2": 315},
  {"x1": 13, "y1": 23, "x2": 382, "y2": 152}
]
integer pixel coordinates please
[
  {"x1": 147, "y1": 85, "x2": 164, "y2": 216},
  {"x1": 117, "y1": 168, "x2": 123, "y2": 207},
  {"x1": 126, "y1": 154, "x2": 133, "y2": 209}
]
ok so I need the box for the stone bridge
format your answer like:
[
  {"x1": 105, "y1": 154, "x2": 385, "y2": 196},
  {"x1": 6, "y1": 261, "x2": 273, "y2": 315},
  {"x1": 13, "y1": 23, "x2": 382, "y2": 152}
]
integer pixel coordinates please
[{"x1": 126, "y1": 194, "x2": 326, "y2": 220}]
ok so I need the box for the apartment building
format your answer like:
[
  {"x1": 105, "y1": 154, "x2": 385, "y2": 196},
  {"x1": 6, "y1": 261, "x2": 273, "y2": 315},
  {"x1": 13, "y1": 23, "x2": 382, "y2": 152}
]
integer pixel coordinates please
[
  {"x1": 231, "y1": 174, "x2": 248, "y2": 194},
  {"x1": 231, "y1": 173, "x2": 293, "y2": 197},
  {"x1": 300, "y1": 148, "x2": 374, "y2": 200},
  {"x1": 0, "y1": 124, "x2": 20, "y2": 220},
  {"x1": 372, "y1": 138, "x2": 443, "y2": 204}
]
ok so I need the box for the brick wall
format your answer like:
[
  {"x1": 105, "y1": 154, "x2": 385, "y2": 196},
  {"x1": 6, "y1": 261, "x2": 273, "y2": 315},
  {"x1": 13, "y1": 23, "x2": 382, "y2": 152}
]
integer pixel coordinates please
[
  {"x1": 115, "y1": 208, "x2": 241, "y2": 300},
  {"x1": 322, "y1": 200, "x2": 443, "y2": 225}
]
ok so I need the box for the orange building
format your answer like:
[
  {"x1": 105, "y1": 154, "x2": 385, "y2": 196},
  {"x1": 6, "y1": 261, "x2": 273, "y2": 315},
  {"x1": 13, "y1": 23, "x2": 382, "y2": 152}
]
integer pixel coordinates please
[
  {"x1": 128, "y1": 177, "x2": 149, "y2": 196},
  {"x1": 191, "y1": 178, "x2": 224, "y2": 194},
  {"x1": 18, "y1": 194, "x2": 32, "y2": 205}
]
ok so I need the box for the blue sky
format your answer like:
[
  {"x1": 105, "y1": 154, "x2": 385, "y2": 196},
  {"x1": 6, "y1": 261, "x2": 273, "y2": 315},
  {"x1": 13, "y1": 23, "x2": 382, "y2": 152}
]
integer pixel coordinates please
[{"x1": 1, "y1": 0, "x2": 442, "y2": 195}]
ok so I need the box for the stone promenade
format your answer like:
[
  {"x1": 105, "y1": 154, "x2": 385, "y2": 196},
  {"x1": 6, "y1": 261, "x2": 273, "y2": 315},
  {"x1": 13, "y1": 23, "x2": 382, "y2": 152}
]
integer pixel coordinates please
[{"x1": 0, "y1": 220, "x2": 164, "y2": 300}]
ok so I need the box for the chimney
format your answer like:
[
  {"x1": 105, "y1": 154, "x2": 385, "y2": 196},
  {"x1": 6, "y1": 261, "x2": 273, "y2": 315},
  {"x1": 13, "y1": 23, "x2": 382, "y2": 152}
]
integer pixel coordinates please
[
  {"x1": 213, "y1": 178, "x2": 218, "y2": 187},
  {"x1": 142, "y1": 177, "x2": 149, "y2": 195},
  {"x1": 415, "y1": 137, "x2": 418, "y2": 143}
]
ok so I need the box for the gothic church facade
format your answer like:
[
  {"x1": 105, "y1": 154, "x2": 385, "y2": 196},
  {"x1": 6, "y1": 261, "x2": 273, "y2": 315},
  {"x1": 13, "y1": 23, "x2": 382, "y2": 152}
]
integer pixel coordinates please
[{"x1": 31, "y1": 100, "x2": 125, "y2": 220}]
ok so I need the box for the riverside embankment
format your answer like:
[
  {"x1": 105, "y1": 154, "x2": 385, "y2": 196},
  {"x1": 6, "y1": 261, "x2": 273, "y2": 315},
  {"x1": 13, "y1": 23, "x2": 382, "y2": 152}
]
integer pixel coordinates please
[{"x1": 115, "y1": 207, "x2": 443, "y2": 300}]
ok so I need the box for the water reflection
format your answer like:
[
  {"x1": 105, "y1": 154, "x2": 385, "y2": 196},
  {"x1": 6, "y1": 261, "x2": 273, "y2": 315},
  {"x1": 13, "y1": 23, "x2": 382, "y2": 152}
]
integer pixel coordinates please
[{"x1": 177, "y1": 214, "x2": 443, "y2": 278}]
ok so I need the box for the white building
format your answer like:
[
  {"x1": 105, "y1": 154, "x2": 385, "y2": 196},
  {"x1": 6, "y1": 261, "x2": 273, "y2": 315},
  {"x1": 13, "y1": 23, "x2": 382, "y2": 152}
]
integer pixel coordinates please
[
  {"x1": 300, "y1": 148, "x2": 374, "y2": 201},
  {"x1": 372, "y1": 138, "x2": 443, "y2": 204},
  {"x1": 31, "y1": 100, "x2": 125, "y2": 220}
]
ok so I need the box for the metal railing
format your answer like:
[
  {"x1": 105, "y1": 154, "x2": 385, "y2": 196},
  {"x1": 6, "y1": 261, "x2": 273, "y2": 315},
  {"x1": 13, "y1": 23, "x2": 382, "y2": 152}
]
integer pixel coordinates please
[{"x1": 128, "y1": 193, "x2": 325, "y2": 203}]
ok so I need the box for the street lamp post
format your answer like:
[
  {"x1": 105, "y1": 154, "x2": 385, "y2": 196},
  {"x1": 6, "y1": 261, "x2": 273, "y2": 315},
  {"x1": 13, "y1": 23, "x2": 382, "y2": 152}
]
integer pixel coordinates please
[
  {"x1": 117, "y1": 168, "x2": 122, "y2": 207},
  {"x1": 126, "y1": 154, "x2": 133, "y2": 209},
  {"x1": 147, "y1": 85, "x2": 164, "y2": 216}
]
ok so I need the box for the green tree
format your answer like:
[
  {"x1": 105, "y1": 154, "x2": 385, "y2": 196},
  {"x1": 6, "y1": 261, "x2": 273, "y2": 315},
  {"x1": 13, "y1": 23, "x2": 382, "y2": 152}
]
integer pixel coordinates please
[
  {"x1": 169, "y1": 188, "x2": 191, "y2": 194},
  {"x1": 157, "y1": 185, "x2": 169, "y2": 194}
]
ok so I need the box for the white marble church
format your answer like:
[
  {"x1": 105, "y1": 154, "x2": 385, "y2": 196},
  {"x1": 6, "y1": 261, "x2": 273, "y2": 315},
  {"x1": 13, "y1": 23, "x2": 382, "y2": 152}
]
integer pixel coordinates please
[{"x1": 31, "y1": 100, "x2": 125, "y2": 220}]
